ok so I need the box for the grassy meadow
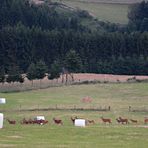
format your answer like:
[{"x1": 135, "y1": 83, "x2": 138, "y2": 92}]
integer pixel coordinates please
[
  {"x1": 0, "y1": 83, "x2": 148, "y2": 147},
  {"x1": 54, "y1": 0, "x2": 129, "y2": 24}
]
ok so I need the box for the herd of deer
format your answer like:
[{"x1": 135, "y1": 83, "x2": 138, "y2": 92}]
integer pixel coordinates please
[
  {"x1": 100, "y1": 116, "x2": 148, "y2": 124},
  {"x1": 5, "y1": 116, "x2": 148, "y2": 125},
  {"x1": 5, "y1": 118, "x2": 62, "y2": 125}
]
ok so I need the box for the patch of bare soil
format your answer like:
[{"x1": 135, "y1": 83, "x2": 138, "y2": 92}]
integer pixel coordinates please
[
  {"x1": 1, "y1": 73, "x2": 148, "y2": 92},
  {"x1": 70, "y1": 73, "x2": 148, "y2": 83}
]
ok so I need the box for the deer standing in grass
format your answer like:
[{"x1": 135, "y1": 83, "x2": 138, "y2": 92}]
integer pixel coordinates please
[
  {"x1": 87, "y1": 119, "x2": 95, "y2": 125},
  {"x1": 118, "y1": 117, "x2": 129, "y2": 124},
  {"x1": 71, "y1": 116, "x2": 78, "y2": 124},
  {"x1": 6, "y1": 118, "x2": 16, "y2": 124},
  {"x1": 53, "y1": 118, "x2": 63, "y2": 125},
  {"x1": 101, "y1": 117, "x2": 111, "y2": 124},
  {"x1": 130, "y1": 119, "x2": 138, "y2": 124},
  {"x1": 144, "y1": 118, "x2": 148, "y2": 124}
]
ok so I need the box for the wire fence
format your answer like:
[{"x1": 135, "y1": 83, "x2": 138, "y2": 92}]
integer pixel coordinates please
[
  {"x1": 0, "y1": 104, "x2": 111, "y2": 112},
  {"x1": 128, "y1": 106, "x2": 148, "y2": 112}
]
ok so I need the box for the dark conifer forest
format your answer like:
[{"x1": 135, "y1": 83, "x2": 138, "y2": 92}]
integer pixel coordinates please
[{"x1": 0, "y1": 0, "x2": 148, "y2": 82}]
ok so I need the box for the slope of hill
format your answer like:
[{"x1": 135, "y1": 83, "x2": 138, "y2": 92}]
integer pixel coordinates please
[
  {"x1": 50, "y1": 0, "x2": 146, "y2": 24},
  {"x1": 57, "y1": 0, "x2": 129, "y2": 24},
  {"x1": 61, "y1": 0, "x2": 148, "y2": 4}
]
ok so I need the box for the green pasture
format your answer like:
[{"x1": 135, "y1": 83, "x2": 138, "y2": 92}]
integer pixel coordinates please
[
  {"x1": 0, "y1": 83, "x2": 148, "y2": 147},
  {"x1": 54, "y1": 0, "x2": 129, "y2": 24}
]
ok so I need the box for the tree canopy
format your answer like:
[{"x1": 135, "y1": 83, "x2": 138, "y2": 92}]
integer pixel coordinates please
[
  {"x1": 0, "y1": 0, "x2": 148, "y2": 85},
  {"x1": 128, "y1": 1, "x2": 148, "y2": 31}
]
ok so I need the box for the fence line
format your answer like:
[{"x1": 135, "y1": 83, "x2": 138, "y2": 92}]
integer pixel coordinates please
[
  {"x1": 128, "y1": 106, "x2": 148, "y2": 112},
  {"x1": 0, "y1": 104, "x2": 111, "y2": 112},
  {"x1": 1, "y1": 106, "x2": 148, "y2": 113}
]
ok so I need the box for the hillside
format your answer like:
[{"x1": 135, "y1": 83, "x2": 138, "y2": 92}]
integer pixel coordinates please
[
  {"x1": 32, "y1": 0, "x2": 147, "y2": 24},
  {"x1": 0, "y1": 0, "x2": 148, "y2": 84},
  {"x1": 33, "y1": 0, "x2": 148, "y2": 4},
  {"x1": 60, "y1": 0, "x2": 148, "y2": 4},
  {"x1": 60, "y1": 0, "x2": 129, "y2": 23}
]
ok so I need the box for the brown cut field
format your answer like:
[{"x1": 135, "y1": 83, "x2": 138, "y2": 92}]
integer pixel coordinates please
[{"x1": 1, "y1": 73, "x2": 148, "y2": 92}]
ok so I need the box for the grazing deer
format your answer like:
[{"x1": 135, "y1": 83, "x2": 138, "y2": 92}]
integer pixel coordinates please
[
  {"x1": 101, "y1": 117, "x2": 111, "y2": 124},
  {"x1": 71, "y1": 116, "x2": 77, "y2": 124},
  {"x1": 118, "y1": 117, "x2": 129, "y2": 124},
  {"x1": 43, "y1": 120, "x2": 48, "y2": 124},
  {"x1": 116, "y1": 118, "x2": 122, "y2": 124},
  {"x1": 6, "y1": 118, "x2": 16, "y2": 124},
  {"x1": 144, "y1": 118, "x2": 148, "y2": 124},
  {"x1": 130, "y1": 119, "x2": 138, "y2": 124},
  {"x1": 86, "y1": 119, "x2": 95, "y2": 125},
  {"x1": 20, "y1": 118, "x2": 29, "y2": 124},
  {"x1": 53, "y1": 118, "x2": 63, "y2": 125}
]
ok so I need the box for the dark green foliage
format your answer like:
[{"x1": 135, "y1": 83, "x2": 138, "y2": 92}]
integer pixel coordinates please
[
  {"x1": 6, "y1": 65, "x2": 21, "y2": 83},
  {"x1": 27, "y1": 63, "x2": 36, "y2": 81},
  {"x1": 64, "y1": 50, "x2": 82, "y2": 73},
  {"x1": 0, "y1": 0, "x2": 148, "y2": 79},
  {"x1": 128, "y1": 1, "x2": 148, "y2": 31},
  {"x1": 27, "y1": 60, "x2": 47, "y2": 81},
  {"x1": 48, "y1": 60, "x2": 61, "y2": 80},
  {"x1": 0, "y1": 66, "x2": 5, "y2": 83},
  {"x1": 35, "y1": 60, "x2": 48, "y2": 80}
]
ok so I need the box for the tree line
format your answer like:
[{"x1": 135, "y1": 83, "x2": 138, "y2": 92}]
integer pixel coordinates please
[{"x1": 0, "y1": 0, "x2": 148, "y2": 84}]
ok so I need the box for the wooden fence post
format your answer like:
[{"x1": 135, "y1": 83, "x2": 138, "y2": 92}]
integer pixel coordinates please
[
  {"x1": 129, "y1": 106, "x2": 131, "y2": 112},
  {"x1": 108, "y1": 106, "x2": 111, "y2": 111}
]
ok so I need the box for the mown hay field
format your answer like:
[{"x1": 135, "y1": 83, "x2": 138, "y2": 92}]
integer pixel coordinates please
[
  {"x1": 54, "y1": 0, "x2": 129, "y2": 24},
  {"x1": 0, "y1": 83, "x2": 148, "y2": 147}
]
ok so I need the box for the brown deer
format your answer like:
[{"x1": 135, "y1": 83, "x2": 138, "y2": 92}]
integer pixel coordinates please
[
  {"x1": 101, "y1": 117, "x2": 111, "y2": 124},
  {"x1": 118, "y1": 117, "x2": 129, "y2": 124},
  {"x1": 87, "y1": 119, "x2": 95, "y2": 125},
  {"x1": 6, "y1": 118, "x2": 16, "y2": 124},
  {"x1": 130, "y1": 119, "x2": 138, "y2": 124},
  {"x1": 71, "y1": 116, "x2": 78, "y2": 124},
  {"x1": 20, "y1": 118, "x2": 29, "y2": 124},
  {"x1": 144, "y1": 118, "x2": 148, "y2": 124},
  {"x1": 116, "y1": 118, "x2": 122, "y2": 124},
  {"x1": 53, "y1": 118, "x2": 63, "y2": 125}
]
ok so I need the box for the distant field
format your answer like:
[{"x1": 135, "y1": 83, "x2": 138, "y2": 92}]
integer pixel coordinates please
[
  {"x1": 61, "y1": 0, "x2": 147, "y2": 4},
  {"x1": 33, "y1": 0, "x2": 147, "y2": 24},
  {"x1": 0, "y1": 83, "x2": 148, "y2": 147},
  {"x1": 53, "y1": 0, "x2": 129, "y2": 24}
]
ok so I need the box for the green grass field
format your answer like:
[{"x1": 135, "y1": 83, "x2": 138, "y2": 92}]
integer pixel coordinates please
[
  {"x1": 54, "y1": 0, "x2": 129, "y2": 24},
  {"x1": 0, "y1": 83, "x2": 148, "y2": 148}
]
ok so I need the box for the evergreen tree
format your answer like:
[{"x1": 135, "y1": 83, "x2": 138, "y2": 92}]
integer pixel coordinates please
[
  {"x1": 6, "y1": 65, "x2": 21, "y2": 83},
  {"x1": 35, "y1": 60, "x2": 48, "y2": 88},
  {"x1": 128, "y1": 1, "x2": 148, "y2": 31},
  {"x1": 35, "y1": 60, "x2": 48, "y2": 80},
  {"x1": 64, "y1": 49, "x2": 82, "y2": 73},
  {"x1": 27, "y1": 63, "x2": 36, "y2": 85},
  {"x1": 0, "y1": 66, "x2": 5, "y2": 84},
  {"x1": 64, "y1": 49, "x2": 82, "y2": 81},
  {"x1": 48, "y1": 60, "x2": 61, "y2": 80}
]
